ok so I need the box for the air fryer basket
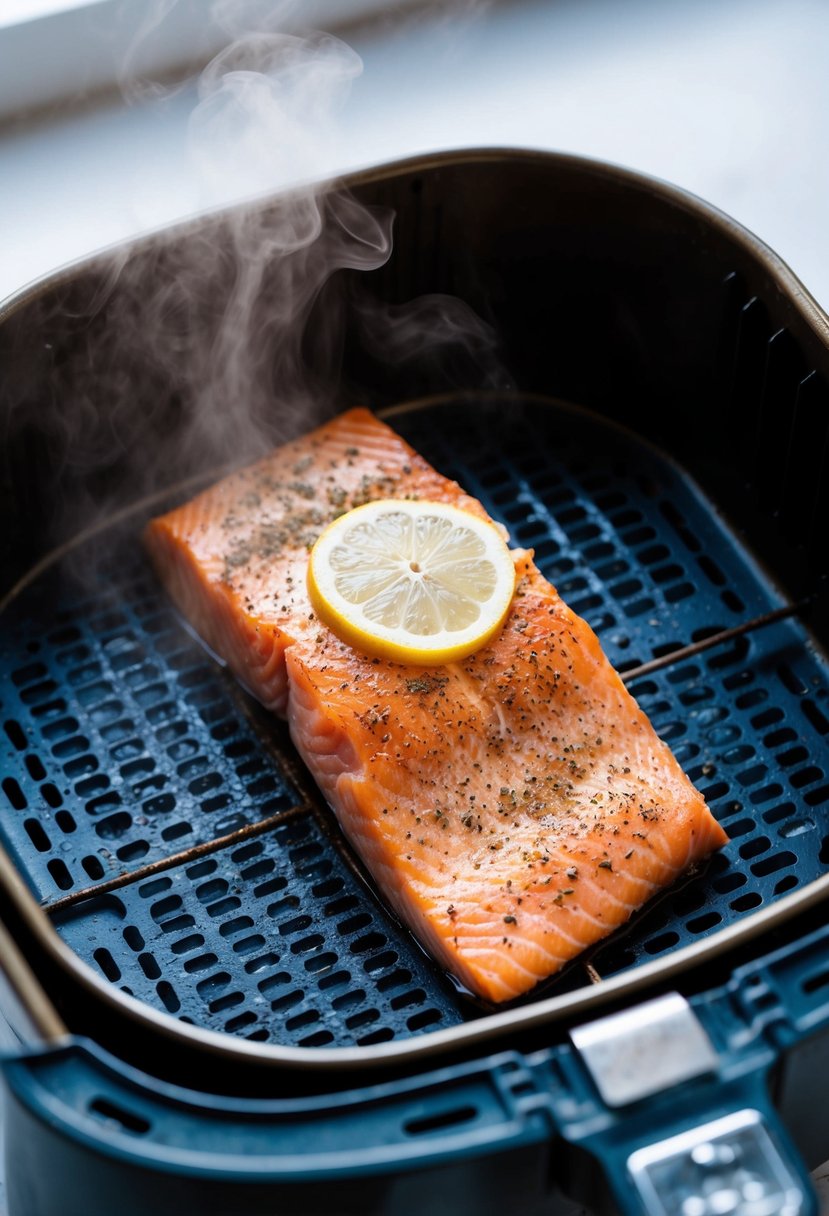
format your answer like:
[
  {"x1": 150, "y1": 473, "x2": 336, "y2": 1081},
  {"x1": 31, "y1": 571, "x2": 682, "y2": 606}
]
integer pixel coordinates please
[{"x1": 1, "y1": 149, "x2": 828, "y2": 1216}]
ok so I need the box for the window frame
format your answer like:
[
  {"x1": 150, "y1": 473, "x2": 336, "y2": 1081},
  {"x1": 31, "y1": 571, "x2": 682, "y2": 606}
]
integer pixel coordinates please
[{"x1": 0, "y1": 0, "x2": 419, "y2": 125}]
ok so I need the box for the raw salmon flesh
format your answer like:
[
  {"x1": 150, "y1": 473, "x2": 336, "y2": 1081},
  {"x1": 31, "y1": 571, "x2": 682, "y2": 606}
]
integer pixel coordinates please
[{"x1": 145, "y1": 408, "x2": 728, "y2": 1003}]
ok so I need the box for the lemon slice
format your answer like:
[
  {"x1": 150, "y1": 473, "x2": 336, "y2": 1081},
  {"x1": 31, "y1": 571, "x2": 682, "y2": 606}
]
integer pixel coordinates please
[{"x1": 307, "y1": 499, "x2": 516, "y2": 664}]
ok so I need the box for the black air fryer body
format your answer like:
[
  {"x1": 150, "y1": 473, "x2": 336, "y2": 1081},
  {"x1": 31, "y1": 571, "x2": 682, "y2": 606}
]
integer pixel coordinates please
[{"x1": 0, "y1": 150, "x2": 828, "y2": 1216}]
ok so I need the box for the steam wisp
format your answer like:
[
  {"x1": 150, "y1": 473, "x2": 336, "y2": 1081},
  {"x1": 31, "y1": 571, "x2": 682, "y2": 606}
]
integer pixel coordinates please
[{"x1": 2, "y1": 4, "x2": 505, "y2": 581}]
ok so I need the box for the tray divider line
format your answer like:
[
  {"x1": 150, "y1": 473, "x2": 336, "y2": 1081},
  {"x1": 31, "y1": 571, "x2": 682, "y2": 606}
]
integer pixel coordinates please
[
  {"x1": 41, "y1": 803, "x2": 309, "y2": 916},
  {"x1": 620, "y1": 601, "x2": 809, "y2": 684}
]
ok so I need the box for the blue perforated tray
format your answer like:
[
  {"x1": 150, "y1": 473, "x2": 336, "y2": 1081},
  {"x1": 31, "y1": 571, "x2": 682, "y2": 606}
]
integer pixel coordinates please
[{"x1": 1, "y1": 393, "x2": 827, "y2": 1049}]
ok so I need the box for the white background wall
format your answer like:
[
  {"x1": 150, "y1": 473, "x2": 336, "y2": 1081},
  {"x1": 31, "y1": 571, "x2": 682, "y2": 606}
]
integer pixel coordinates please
[{"x1": 2, "y1": 0, "x2": 829, "y2": 311}]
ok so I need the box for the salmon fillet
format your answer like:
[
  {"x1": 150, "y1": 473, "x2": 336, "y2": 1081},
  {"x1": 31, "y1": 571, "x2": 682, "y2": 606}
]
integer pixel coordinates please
[
  {"x1": 145, "y1": 407, "x2": 728, "y2": 1003},
  {"x1": 145, "y1": 409, "x2": 491, "y2": 715}
]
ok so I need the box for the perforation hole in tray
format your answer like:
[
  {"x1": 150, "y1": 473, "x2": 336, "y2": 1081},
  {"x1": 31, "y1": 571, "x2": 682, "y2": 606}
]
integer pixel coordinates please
[
  {"x1": 54, "y1": 817, "x2": 453, "y2": 1047},
  {"x1": 2, "y1": 393, "x2": 829, "y2": 1044}
]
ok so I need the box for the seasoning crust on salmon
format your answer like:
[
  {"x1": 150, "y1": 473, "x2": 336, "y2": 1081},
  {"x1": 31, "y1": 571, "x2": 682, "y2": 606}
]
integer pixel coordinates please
[
  {"x1": 145, "y1": 409, "x2": 491, "y2": 716},
  {"x1": 145, "y1": 408, "x2": 728, "y2": 1003}
]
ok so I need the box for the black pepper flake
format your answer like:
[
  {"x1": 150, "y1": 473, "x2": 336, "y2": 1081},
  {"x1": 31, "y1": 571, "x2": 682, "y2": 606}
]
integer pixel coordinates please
[
  {"x1": 406, "y1": 674, "x2": 447, "y2": 695},
  {"x1": 503, "y1": 915, "x2": 517, "y2": 925}
]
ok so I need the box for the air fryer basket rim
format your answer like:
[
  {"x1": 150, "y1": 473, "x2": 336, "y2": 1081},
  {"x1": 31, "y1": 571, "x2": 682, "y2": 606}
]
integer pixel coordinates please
[
  {"x1": 2, "y1": 145, "x2": 828, "y2": 353},
  {"x1": 3, "y1": 836, "x2": 829, "y2": 1072},
  {"x1": 2, "y1": 146, "x2": 828, "y2": 1074}
]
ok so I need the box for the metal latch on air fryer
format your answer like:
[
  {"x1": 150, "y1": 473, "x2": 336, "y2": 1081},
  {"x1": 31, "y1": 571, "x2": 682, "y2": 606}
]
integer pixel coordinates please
[{"x1": 570, "y1": 991, "x2": 719, "y2": 1107}]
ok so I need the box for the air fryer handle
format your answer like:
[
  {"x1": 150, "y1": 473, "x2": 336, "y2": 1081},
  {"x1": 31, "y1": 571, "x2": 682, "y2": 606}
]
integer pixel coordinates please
[
  {"x1": 564, "y1": 992, "x2": 819, "y2": 1216},
  {"x1": 599, "y1": 1093, "x2": 817, "y2": 1216}
]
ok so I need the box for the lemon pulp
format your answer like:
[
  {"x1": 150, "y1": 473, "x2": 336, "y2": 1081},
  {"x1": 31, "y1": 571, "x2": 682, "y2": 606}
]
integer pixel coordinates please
[{"x1": 307, "y1": 499, "x2": 516, "y2": 664}]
